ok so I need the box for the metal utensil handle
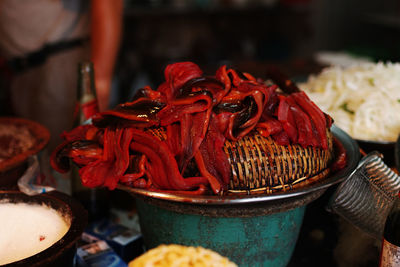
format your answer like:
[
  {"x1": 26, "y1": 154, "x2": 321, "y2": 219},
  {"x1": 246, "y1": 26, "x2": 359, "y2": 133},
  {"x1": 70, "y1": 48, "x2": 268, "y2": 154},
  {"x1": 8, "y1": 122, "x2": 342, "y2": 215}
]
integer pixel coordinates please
[{"x1": 328, "y1": 151, "x2": 400, "y2": 239}]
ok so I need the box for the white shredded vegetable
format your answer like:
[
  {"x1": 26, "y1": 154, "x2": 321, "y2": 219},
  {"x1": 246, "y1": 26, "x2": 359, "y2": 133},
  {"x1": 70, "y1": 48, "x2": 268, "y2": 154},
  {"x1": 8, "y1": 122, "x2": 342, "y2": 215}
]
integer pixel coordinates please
[{"x1": 299, "y1": 62, "x2": 400, "y2": 142}]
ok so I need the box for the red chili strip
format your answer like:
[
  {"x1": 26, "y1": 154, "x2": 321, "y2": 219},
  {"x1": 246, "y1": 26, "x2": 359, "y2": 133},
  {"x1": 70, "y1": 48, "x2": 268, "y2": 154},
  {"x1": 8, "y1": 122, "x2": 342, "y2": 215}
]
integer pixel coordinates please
[
  {"x1": 215, "y1": 65, "x2": 232, "y2": 91},
  {"x1": 130, "y1": 129, "x2": 209, "y2": 190},
  {"x1": 165, "y1": 123, "x2": 182, "y2": 157},
  {"x1": 277, "y1": 96, "x2": 298, "y2": 143},
  {"x1": 78, "y1": 128, "x2": 132, "y2": 190},
  {"x1": 221, "y1": 87, "x2": 270, "y2": 141},
  {"x1": 163, "y1": 61, "x2": 203, "y2": 100},
  {"x1": 176, "y1": 113, "x2": 191, "y2": 170},
  {"x1": 120, "y1": 155, "x2": 146, "y2": 183},
  {"x1": 61, "y1": 125, "x2": 95, "y2": 141},
  {"x1": 103, "y1": 128, "x2": 134, "y2": 189},
  {"x1": 133, "y1": 178, "x2": 147, "y2": 188},
  {"x1": 272, "y1": 130, "x2": 290, "y2": 146},
  {"x1": 130, "y1": 141, "x2": 169, "y2": 189},
  {"x1": 77, "y1": 128, "x2": 112, "y2": 187},
  {"x1": 158, "y1": 95, "x2": 213, "y2": 173},
  {"x1": 330, "y1": 137, "x2": 347, "y2": 172},
  {"x1": 238, "y1": 90, "x2": 265, "y2": 129},
  {"x1": 291, "y1": 92, "x2": 328, "y2": 149},
  {"x1": 68, "y1": 143, "x2": 103, "y2": 166},
  {"x1": 157, "y1": 99, "x2": 210, "y2": 126},
  {"x1": 227, "y1": 69, "x2": 245, "y2": 87},
  {"x1": 242, "y1": 72, "x2": 257, "y2": 82},
  {"x1": 286, "y1": 96, "x2": 318, "y2": 148},
  {"x1": 50, "y1": 140, "x2": 73, "y2": 173},
  {"x1": 194, "y1": 151, "x2": 222, "y2": 194},
  {"x1": 203, "y1": 116, "x2": 231, "y2": 186},
  {"x1": 256, "y1": 117, "x2": 283, "y2": 137}
]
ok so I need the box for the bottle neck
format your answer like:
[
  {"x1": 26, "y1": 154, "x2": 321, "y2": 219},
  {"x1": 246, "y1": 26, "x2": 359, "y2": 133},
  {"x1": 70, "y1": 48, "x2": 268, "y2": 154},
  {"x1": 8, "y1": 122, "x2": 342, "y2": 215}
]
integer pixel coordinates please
[{"x1": 75, "y1": 62, "x2": 99, "y2": 125}]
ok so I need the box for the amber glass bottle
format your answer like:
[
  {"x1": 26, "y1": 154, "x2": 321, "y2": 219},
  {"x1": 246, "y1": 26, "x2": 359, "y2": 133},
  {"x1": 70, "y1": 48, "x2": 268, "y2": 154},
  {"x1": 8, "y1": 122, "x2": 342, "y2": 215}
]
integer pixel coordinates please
[
  {"x1": 380, "y1": 193, "x2": 400, "y2": 266},
  {"x1": 71, "y1": 61, "x2": 110, "y2": 222}
]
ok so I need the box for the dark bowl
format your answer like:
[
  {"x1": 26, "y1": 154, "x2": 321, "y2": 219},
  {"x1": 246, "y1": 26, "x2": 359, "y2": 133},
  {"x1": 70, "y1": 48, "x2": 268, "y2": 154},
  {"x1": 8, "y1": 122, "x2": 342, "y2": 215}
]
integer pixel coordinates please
[
  {"x1": 356, "y1": 139, "x2": 396, "y2": 167},
  {"x1": 0, "y1": 190, "x2": 87, "y2": 267},
  {"x1": 0, "y1": 162, "x2": 28, "y2": 190}
]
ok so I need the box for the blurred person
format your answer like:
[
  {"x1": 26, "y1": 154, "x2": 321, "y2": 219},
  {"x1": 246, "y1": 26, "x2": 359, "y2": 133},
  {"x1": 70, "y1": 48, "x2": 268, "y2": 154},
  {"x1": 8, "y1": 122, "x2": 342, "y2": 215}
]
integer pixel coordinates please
[
  {"x1": 0, "y1": 0, "x2": 123, "y2": 152},
  {"x1": 0, "y1": 0, "x2": 123, "y2": 192}
]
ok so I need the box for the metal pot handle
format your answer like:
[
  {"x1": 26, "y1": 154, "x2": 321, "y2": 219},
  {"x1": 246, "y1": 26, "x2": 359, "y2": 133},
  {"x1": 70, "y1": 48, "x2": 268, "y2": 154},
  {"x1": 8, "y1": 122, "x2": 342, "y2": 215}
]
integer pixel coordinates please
[{"x1": 327, "y1": 151, "x2": 400, "y2": 239}]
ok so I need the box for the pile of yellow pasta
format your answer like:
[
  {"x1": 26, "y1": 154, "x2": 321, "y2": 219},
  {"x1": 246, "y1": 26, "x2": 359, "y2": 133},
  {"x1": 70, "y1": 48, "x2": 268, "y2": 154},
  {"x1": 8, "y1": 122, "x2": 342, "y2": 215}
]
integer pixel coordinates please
[{"x1": 129, "y1": 244, "x2": 237, "y2": 267}]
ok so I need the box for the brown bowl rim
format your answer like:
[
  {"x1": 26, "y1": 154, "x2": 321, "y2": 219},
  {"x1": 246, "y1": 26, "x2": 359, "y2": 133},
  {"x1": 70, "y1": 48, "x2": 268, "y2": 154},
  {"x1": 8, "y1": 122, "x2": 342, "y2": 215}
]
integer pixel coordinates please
[{"x1": 0, "y1": 117, "x2": 50, "y2": 173}]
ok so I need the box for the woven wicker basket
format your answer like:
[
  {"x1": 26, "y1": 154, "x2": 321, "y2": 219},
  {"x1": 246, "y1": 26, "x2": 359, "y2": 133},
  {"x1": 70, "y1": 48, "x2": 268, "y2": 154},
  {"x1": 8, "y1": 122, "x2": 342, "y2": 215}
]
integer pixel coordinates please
[
  {"x1": 147, "y1": 128, "x2": 334, "y2": 194},
  {"x1": 224, "y1": 131, "x2": 333, "y2": 193}
]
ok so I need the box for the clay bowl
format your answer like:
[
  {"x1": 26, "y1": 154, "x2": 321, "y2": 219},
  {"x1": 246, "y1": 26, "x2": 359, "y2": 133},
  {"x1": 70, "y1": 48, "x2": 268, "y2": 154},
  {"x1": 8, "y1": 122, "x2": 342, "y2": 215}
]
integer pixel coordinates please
[
  {"x1": 0, "y1": 190, "x2": 87, "y2": 267},
  {"x1": 0, "y1": 117, "x2": 50, "y2": 190}
]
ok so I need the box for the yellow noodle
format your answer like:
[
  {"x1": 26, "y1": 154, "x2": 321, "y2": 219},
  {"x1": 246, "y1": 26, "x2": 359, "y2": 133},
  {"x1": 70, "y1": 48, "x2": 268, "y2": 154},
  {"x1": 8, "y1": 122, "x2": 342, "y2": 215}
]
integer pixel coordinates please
[{"x1": 129, "y1": 244, "x2": 237, "y2": 267}]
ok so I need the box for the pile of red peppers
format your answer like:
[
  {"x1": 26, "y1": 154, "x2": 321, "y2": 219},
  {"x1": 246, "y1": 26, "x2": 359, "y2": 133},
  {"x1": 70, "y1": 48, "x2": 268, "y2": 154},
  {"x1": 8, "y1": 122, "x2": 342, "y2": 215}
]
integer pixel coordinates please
[{"x1": 51, "y1": 62, "x2": 337, "y2": 195}]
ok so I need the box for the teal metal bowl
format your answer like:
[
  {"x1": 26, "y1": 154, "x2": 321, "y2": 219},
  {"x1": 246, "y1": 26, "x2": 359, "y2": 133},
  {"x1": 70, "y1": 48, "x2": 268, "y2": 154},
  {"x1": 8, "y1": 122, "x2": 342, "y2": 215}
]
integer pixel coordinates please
[
  {"x1": 119, "y1": 125, "x2": 360, "y2": 267},
  {"x1": 133, "y1": 192, "x2": 320, "y2": 267}
]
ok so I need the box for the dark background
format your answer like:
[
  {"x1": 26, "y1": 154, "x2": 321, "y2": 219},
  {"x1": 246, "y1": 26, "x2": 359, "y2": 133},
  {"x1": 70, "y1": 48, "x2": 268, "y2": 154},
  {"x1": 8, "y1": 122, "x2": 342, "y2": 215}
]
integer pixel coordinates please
[{"x1": 111, "y1": 0, "x2": 400, "y2": 107}]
